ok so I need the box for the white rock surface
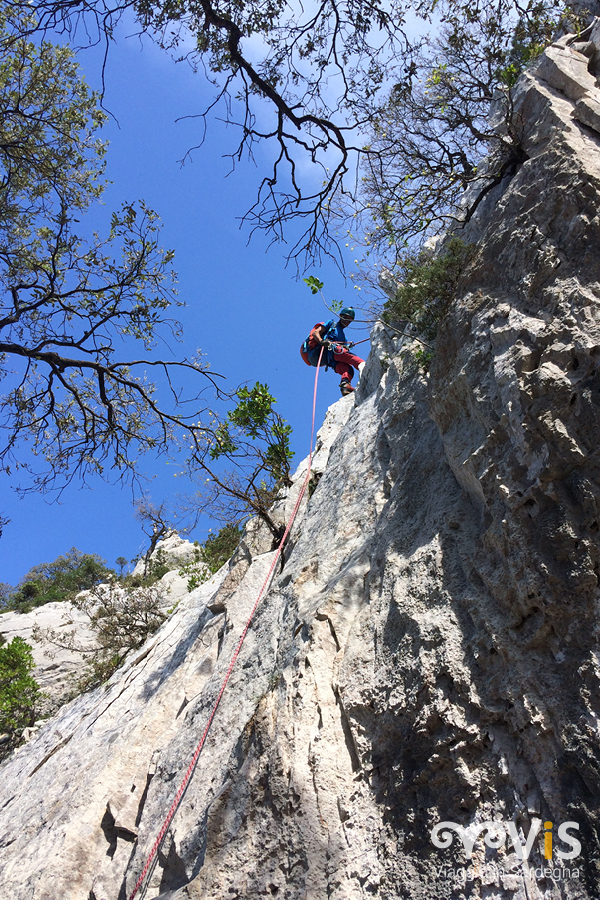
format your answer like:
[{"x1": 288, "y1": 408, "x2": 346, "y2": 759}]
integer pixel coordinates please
[{"x1": 132, "y1": 533, "x2": 201, "y2": 578}]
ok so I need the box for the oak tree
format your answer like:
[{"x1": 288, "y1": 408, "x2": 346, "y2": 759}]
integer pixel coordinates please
[
  {"x1": 0, "y1": 13, "x2": 222, "y2": 494},
  {"x1": 8, "y1": 0, "x2": 587, "y2": 268}
]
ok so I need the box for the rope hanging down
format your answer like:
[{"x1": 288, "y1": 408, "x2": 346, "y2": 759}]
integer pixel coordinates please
[{"x1": 129, "y1": 346, "x2": 326, "y2": 900}]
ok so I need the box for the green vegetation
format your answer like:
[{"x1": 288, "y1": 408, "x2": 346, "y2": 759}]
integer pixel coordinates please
[
  {"x1": 178, "y1": 548, "x2": 209, "y2": 593},
  {"x1": 201, "y1": 524, "x2": 242, "y2": 573},
  {"x1": 179, "y1": 524, "x2": 243, "y2": 592},
  {"x1": 497, "y1": 31, "x2": 548, "y2": 88},
  {"x1": 3, "y1": 548, "x2": 114, "y2": 613},
  {"x1": 413, "y1": 346, "x2": 435, "y2": 372},
  {"x1": 145, "y1": 549, "x2": 172, "y2": 584},
  {"x1": 184, "y1": 383, "x2": 294, "y2": 542},
  {"x1": 210, "y1": 383, "x2": 294, "y2": 488},
  {"x1": 0, "y1": 637, "x2": 40, "y2": 753},
  {"x1": 303, "y1": 276, "x2": 324, "y2": 295},
  {"x1": 382, "y1": 238, "x2": 475, "y2": 343}
]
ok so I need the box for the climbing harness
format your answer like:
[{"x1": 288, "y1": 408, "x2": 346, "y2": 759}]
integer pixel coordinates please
[
  {"x1": 128, "y1": 345, "x2": 326, "y2": 900},
  {"x1": 300, "y1": 320, "x2": 346, "y2": 368},
  {"x1": 300, "y1": 327, "x2": 369, "y2": 370}
]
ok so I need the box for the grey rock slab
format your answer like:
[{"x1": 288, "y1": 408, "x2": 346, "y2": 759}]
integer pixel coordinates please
[
  {"x1": 573, "y1": 93, "x2": 600, "y2": 133},
  {"x1": 0, "y1": 563, "x2": 232, "y2": 900},
  {"x1": 536, "y1": 44, "x2": 596, "y2": 101}
]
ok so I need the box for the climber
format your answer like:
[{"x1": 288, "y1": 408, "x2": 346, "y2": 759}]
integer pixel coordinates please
[{"x1": 300, "y1": 307, "x2": 365, "y2": 396}]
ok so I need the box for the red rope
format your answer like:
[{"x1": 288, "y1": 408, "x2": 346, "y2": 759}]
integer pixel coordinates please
[{"x1": 128, "y1": 347, "x2": 325, "y2": 900}]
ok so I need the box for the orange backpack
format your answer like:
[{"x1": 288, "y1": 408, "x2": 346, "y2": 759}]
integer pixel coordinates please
[{"x1": 300, "y1": 322, "x2": 324, "y2": 366}]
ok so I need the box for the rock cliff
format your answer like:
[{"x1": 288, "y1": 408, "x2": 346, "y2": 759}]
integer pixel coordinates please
[
  {"x1": 0, "y1": 533, "x2": 197, "y2": 715},
  {"x1": 1, "y1": 22, "x2": 600, "y2": 900}
]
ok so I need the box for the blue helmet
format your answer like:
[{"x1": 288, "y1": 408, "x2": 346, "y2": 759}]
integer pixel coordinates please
[{"x1": 339, "y1": 307, "x2": 355, "y2": 321}]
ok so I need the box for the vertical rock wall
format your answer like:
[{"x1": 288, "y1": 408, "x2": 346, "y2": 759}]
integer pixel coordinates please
[{"x1": 1, "y1": 23, "x2": 600, "y2": 900}]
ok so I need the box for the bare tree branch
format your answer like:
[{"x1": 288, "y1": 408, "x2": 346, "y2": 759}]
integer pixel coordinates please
[{"x1": 0, "y1": 15, "x2": 226, "y2": 493}]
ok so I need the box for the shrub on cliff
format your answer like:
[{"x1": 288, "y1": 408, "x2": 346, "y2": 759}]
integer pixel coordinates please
[
  {"x1": 382, "y1": 238, "x2": 475, "y2": 342},
  {"x1": 0, "y1": 637, "x2": 40, "y2": 754},
  {"x1": 32, "y1": 579, "x2": 168, "y2": 690},
  {"x1": 201, "y1": 524, "x2": 243, "y2": 574},
  {"x1": 6, "y1": 549, "x2": 114, "y2": 612},
  {"x1": 178, "y1": 523, "x2": 243, "y2": 592}
]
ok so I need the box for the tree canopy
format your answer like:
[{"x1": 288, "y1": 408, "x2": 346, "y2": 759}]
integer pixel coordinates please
[
  {"x1": 0, "y1": 0, "x2": 590, "y2": 536},
  {"x1": 1, "y1": 546, "x2": 114, "y2": 611},
  {"x1": 357, "y1": 0, "x2": 580, "y2": 265},
  {"x1": 0, "y1": 12, "x2": 223, "y2": 495},
  {"x1": 4, "y1": 0, "x2": 580, "y2": 267}
]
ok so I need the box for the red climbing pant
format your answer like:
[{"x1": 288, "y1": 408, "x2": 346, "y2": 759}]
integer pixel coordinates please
[{"x1": 333, "y1": 347, "x2": 365, "y2": 382}]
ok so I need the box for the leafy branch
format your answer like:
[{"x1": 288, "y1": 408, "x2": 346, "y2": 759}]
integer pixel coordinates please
[{"x1": 182, "y1": 382, "x2": 294, "y2": 541}]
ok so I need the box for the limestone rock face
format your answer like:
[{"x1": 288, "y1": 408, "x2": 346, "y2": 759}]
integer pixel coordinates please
[
  {"x1": 1, "y1": 24, "x2": 600, "y2": 900},
  {"x1": 0, "y1": 543, "x2": 195, "y2": 713},
  {"x1": 131, "y1": 533, "x2": 201, "y2": 578}
]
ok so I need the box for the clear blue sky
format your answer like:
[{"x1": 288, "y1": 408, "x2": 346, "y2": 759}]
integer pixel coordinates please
[{"x1": 0, "y1": 24, "x2": 371, "y2": 586}]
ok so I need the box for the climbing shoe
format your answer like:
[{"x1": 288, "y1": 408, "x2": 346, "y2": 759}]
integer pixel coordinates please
[{"x1": 340, "y1": 380, "x2": 354, "y2": 396}]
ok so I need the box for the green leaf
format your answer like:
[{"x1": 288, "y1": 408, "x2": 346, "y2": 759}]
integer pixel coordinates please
[{"x1": 303, "y1": 276, "x2": 324, "y2": 295}]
